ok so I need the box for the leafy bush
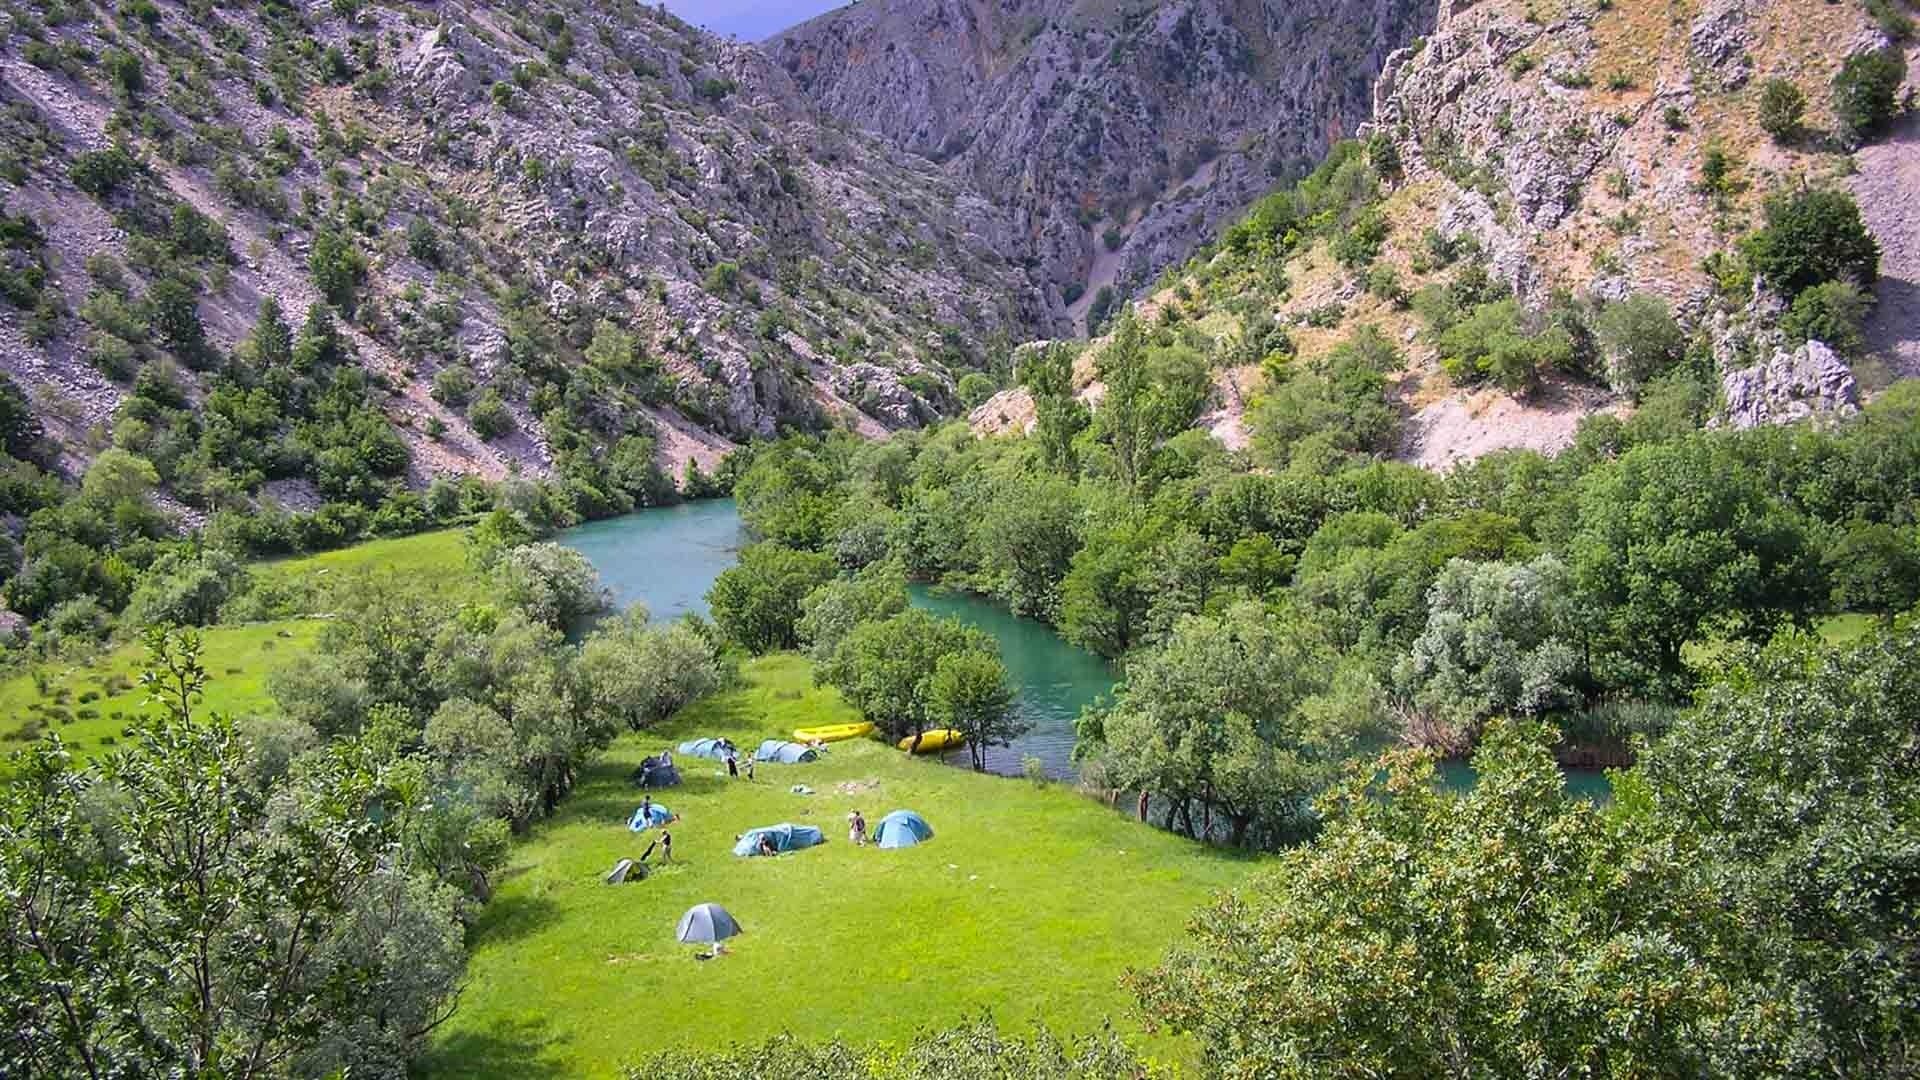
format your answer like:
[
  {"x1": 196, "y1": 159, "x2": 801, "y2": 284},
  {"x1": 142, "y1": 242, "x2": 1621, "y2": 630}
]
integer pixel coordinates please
[
  {"x1": 1832, "y1": 48, "x2": 1906, "y2": 143},
  {"x1": 1594, "y1": 293, "x2": 1686, "y2": 396},
  {"x1": 1781, "y1": 280, "x2": 1871, "y2": 357},
  {"x1": 125, "y1": 549, "x2": 248, "y2": 628},
  {"x1": 467, "y1": 389, "x2": 512, "y2": 439},
  {"x1": 1742, "y1": 188, "x2": 1879, "y2": 299},
  {"x1": 956, "y1": 372, "x2": 997, "y2": 409},
  {"x1": 1331, "y1": 208, "x2": 1389, "y2": 270},
  {"x1": 308, "y1": 227, "x2": 368, "y2": 311},
  {"x1": 69, "y1": 146, "x2": 139, "y2": 196},
  {"x1": 1757, "y1": 78, "x2": 1807, "y2": 143}
]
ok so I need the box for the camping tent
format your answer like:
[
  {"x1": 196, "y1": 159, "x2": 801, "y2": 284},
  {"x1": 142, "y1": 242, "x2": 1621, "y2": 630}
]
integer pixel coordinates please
[
  {"x1": 676, "y1": 903, "x2": 743, "y2": 943},
  {"x1": 753, "y1": 739, "x2": 819, "y2": 764},
  {"x1": 628, "y1": 803, "x2": 672, "y2": 831},
  {"x1": 633, "y1": 753, "x2": 681, "y2": 789},
  {"x1": 732, "y1": 823, "x2": 826, "y2": 857},
  {"x1": 874, "y1": 810, "x2": 934, "y2": 849},
  {"x1": 677, "y1": 738, "x2": 734, "y2": 761}
]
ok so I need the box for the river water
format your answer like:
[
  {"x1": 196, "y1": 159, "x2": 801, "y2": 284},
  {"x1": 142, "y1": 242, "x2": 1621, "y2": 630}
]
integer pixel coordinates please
[{"x1": 561, "y1": 499, "x2": 1610, "y2": 796}]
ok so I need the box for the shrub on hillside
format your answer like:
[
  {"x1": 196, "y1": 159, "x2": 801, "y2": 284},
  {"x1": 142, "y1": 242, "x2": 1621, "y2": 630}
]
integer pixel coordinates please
[
  {"x1": 1757, "y1": 78, "x2": 1807, "y2": 143},
  {"x1": 1594, "y1": 293, "x2": 1686, "y2": 396},
  {"x1": 1832, "y1": 47, "x2": 1906, "y2": 143},
  {"x1": 467, "y1": 389, "x2": 512, "y2": 439},
  {"x1": 1781, "y1": 280, "x2": 1872, "y2": 356},
  {"x1": 1742, "y1": 188, "x2": 1880, "y2": 299}
]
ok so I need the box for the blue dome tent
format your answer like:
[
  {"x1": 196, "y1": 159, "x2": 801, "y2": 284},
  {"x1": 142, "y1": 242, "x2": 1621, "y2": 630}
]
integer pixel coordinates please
[
  {"x1": 732, "y1": 823, "x2": 826, "y2": 857},
  {"x1": 628, "y1": 803, "x2": 672, "y2": 831},
  {"x1": 874, "y1": 810, "x2": 934, "y2": 849},
  {"x1": 677, "y1": 738, "x2": 735, "y2": 761},
  {"x1": 753, "y1": 739, "x2": 819, "y2": 764},
  {"x1": 631, "y1": 752, "x2": 681, "y2": 789},
  {"x1": 675, "y1": 903, "x2": 743, "y2": 944}
]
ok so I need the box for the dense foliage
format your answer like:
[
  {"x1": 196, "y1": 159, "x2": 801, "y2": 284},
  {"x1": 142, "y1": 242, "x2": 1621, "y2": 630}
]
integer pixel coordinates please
[
  {"x1": 1134, "y1": 614, "x2": 1920, "y2": 1077},
  {"x1": 725, "y1": 373, "x2": 1920, "y2": 844}
]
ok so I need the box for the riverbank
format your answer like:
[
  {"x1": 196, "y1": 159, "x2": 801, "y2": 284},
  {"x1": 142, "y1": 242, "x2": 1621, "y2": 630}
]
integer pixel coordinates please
[{"x1": 421, "y1": 654, "x2": 1256, "y2": 1077}]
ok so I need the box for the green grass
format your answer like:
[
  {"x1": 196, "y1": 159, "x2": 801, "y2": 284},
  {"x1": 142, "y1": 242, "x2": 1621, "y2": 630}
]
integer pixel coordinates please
[
  {"x1": 423, "y1": 655, "x2": 1256, "y2": 1078},
  {"x1": 250, "y1": 527, "x2": 482, "y2": 611},
  {"x1": 0, "y1": 620, "x2": 323, "y2": 760}
]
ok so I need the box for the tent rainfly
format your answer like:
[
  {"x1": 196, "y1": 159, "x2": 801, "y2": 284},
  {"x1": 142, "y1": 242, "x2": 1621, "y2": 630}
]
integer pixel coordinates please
[
  {"x1": 628, "y1": 803, "x2": 672, "y2": 831},
  {"x1": 732, "y1": 823, "x2": 826, "y2": 857},
  {"x1": 677, "y1": 738, "x2": 734, "y2": 761},
  {"x1": 874, "y1": 809, "x2": 934, "y2": 849},
  {"x1": 753, "y1": 739, "x2": 819, "y2": 764},
  {"x1": 676, "y1": 903, "x2": 743, "y2": 943}
]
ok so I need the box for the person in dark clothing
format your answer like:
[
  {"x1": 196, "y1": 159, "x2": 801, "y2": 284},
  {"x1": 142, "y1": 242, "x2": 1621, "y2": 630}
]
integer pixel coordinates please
[
  {"x1": 757, "y1": 833, "x2": 777, "y2": 857},
  {"x1": 659, "y1": 828, "x2": 673, "y2": 863},
  {"x1": 726, "y1": 752, "x2": 740, "y2": 780}
]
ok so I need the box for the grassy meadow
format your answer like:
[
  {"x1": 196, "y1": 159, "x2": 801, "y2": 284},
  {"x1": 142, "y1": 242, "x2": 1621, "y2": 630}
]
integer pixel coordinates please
[
  {"x1": 421, "y1": 655, "x2": 1256, "y2": 1078},
  {"x1": 0, "y1": 528, "x2": 469, "y2": 760}
]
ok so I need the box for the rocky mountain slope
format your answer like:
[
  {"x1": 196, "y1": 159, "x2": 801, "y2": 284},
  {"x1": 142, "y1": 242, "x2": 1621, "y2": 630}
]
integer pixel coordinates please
[
  {"x1": 0, "y1": 0, "x2": 1053, "y2": 509},
  {"x1": 972, "y1": 0, "x2": 1917, "y2": 467},
  {"x1": 768, "y1": 0, "x2": 1437, "y2": 330}
]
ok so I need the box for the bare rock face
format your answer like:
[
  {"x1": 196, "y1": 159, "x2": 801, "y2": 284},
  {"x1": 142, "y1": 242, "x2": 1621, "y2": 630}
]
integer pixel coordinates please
[
  {"x1": 1721, "y1": 341, "x2": 1860, "y2": 429},
  {"x1": 1688, "y1": 0, "x2": 1756, "y2": 90},
  {"x1": 769, "y1": 0, "x2": 1439, "y2": 312}
]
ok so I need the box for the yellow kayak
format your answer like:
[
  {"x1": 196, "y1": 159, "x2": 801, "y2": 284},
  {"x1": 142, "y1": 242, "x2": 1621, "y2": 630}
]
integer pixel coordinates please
[
  {"x1": 793, "y1": 722, "x2": 874, "y2": 744},
  {"x1": 898, "y1": 729, "x2": 966, "y2": 754}
]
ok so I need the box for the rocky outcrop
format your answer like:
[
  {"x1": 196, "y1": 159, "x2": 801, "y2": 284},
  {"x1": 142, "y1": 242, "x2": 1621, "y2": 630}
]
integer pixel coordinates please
[
  {"x1": 769, "y1": 0, "x2": 1439, "y2": 317},
  {"x1": 1721, "y1": 341, "x2": 1860, "y2": 429}
]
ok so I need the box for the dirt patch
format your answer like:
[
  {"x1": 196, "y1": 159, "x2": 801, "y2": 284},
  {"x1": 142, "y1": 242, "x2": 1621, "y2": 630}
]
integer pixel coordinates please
[{"x1": 1398, "y1": 377, "x2": 1623, "y2": 471}]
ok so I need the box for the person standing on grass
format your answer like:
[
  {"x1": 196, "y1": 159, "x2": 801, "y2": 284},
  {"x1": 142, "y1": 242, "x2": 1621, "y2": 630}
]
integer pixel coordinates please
[
  {"x1": 659, "y1": 828, "x2": 673, "y2": 863},
  {"x1": 641, "y1": 794, "x2": 653, "y2": 823},
  {"x1": 726, "y1": 750, "x2": 740, "y2": 780},
  {"x1": 746, "y1": 757, "x2": 756, "y2": 782}
]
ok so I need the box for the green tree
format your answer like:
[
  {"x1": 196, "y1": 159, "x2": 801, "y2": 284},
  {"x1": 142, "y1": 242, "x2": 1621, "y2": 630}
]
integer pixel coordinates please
[
  {"x1": 926, "y1": 649, "x2": 1023, "y2": 771},
  {"x1": 575, "y1": 608, "x2": 724, "y2": 731},
  {"x1": 1080, "y1": 601, "x2": 1382, "y2": 846},
  {"x1": 1594, "y1": 292, "x2": 1686, "y2": 395},
  {"x1": 1832, "y1": 47, "x2": 1907, "y2": 143},
  {"x1": 976, "y1": 474, "x2": 1080, "y2": 619},
  {"x1": 1636, "y1": 620, "x2": 1920, "y2": 1075},
  {"x1": 795, "y1": 567, "x2": 908, "y2": 663},
  {"x1": 706, "y1": 543, "x2": 836, "y2": 653},
  {"x1": 467, "y1": 389, "x2": 512, "y2": 440},
  {"x1": 1742, "y1": 187, "x2": 1880, "y2": 299},
  {"x1": 308, "y1": 227, "x2": 368, "y2": 311},
  {"x1": 1394, "y1": 555, "x2": 1585, "y2": 748},
  {"x1": 493, "y1": 542, "x2": 608, "y2": 630},
  {"x1": 1133, "y1": 720, "x2": 1736, "y2": 1077},
  {"x1": 1568, "y1": 438, "x2": 1820, "y2": 691},
  {"x1": 1781, "y1": 279, "x2": 1872, "y2": 356},
  {"x1": 817, "y1": 609, "x2": 993, "y2": 740},
  {"x1": 0, "y1": 630, "x2": 465, "y2": 1077},
  {"x1": 1020, "y1": 342, "x2": 1089, "y2": 474}
]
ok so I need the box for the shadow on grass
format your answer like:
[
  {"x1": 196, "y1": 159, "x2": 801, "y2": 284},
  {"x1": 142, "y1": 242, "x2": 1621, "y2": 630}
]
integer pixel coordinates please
[
  {"x1": 470, "y1": 891, "x2": 562, "y2": 949},
  {"x1": 420, "y1": 1016, "x2": 565, "y2": 1080}
]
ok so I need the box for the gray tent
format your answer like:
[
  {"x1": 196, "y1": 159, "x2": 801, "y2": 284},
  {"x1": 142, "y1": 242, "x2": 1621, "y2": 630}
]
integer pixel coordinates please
[
  {"x1": 753, "y1": 739, "x2": 819, "y2": 764},
  {"x1": 676, "y1": 903, "x2": 743, "y2": 943}
]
